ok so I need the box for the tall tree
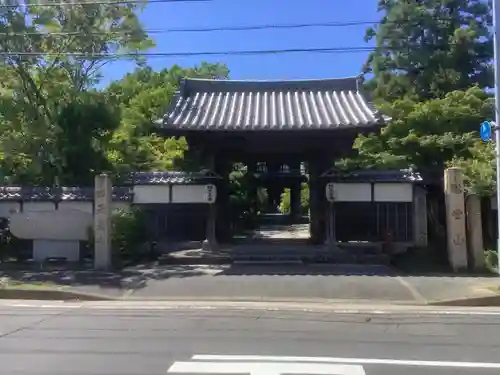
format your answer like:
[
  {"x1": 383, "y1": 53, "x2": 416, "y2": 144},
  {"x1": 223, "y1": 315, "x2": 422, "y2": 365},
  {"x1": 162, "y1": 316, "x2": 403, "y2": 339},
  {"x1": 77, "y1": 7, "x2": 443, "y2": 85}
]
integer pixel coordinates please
[
  {"x1": 363, "y1": 0, "x2": 493, "y2": 102},
  {"x1": 105, "y1": 63, "x2": 230, "y2": 175},
  {"x1": 0, "y1": 1, "x2": 153, "y2": 184},
  {"x1": 338, "y1": 86, "x2": 494, "y2": 189}
]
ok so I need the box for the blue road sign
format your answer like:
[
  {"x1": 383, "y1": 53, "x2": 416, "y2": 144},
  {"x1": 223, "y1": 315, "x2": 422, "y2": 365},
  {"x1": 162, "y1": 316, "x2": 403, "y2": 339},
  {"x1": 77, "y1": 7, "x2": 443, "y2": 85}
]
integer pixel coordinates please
[{"x1": 480, "y1": 121, "x2": 492, "y2": 142}]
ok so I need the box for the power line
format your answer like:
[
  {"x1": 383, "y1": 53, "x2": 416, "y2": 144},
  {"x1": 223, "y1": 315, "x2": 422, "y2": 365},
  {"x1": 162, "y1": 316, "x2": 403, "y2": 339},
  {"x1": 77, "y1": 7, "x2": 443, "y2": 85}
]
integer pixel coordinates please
[
  {"x1": 0, "y1": 21, "x2": 379, "y2": 36},
  {"x1": 0, "y1": 0, "x2": 209, "y2": 8},
  {"x1": 0, "y1": 18, "x2": 470, "y2": 37},
  {"x1": 0, "y1": 44, "x2": 461, "y2": 58}
]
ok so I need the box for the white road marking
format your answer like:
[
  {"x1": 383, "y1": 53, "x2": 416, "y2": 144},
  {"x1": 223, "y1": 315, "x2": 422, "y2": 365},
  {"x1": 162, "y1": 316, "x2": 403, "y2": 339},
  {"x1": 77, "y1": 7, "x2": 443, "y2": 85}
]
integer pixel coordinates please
[
  {"x1": 168, "y1": 360, "x2": 365, "y2": 375},
  {"x1": 193, "y1": 355, "x2": 500, "y2": 369},
  {"x1": 3, "y1": 300, "x2": 500, "y2": 316}
]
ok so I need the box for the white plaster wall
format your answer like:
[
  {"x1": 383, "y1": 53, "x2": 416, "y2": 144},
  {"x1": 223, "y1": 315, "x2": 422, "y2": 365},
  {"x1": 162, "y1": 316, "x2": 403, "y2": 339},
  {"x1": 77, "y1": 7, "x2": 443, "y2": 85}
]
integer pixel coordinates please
[
  {"x1": 9, "y1": 210, "x2": 92, "y2": 240},
  {"x1": 0, "y1": 202, "x2": 20, "y2": 218},
  {"x1": 332, "y1": 183, "x2": 371, "y2": 202},
  {"x1": 374, "y1": 183, "x2": 413, "y2": 202},
  {"x1": 23, "y1": 201, "x2": 55, "y2": 212},
  {"x1": 172, "y1": 184, "x2": 214, "y2": 203},
  {"x1": 58, "y1": 201, "x2": 93, "y2": 213},
  {"x1": 33, "y1": 239, "x2": 80, "y2": 262},
  {"x1": 133, "y1": 185, "x2": 170, "y2": 204}
]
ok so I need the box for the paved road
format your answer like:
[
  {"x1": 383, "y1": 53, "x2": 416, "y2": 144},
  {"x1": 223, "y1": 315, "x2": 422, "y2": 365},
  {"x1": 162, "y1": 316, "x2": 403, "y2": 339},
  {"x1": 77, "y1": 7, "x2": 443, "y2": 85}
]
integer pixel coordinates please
[
  {"x1": 1, "y1": 301, "x2": 500, "y2": 375},
  {"x1": 2, "y1": 264, "x2": 498, "y2": 303}
]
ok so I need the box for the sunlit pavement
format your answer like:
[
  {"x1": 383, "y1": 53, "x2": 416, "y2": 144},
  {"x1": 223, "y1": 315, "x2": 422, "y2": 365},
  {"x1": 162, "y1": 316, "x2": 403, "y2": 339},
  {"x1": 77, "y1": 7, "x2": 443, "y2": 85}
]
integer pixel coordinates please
[{"x1": 1, "y1": 301, "x2": 500, "y2": 374}]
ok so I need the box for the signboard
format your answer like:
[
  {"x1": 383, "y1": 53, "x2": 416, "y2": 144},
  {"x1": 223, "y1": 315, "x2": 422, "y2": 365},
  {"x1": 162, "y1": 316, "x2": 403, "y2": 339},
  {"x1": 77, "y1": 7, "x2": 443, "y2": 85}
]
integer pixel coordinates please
[
  {"x1": 205, "y1": 184, "x2": 217, "y2": 204},
  {"x1": 480, "y1": 121, "x2": 492, "y2": 142},
  {"x1": 325, "y1": 182, "x2": 336, "y2": 202}
]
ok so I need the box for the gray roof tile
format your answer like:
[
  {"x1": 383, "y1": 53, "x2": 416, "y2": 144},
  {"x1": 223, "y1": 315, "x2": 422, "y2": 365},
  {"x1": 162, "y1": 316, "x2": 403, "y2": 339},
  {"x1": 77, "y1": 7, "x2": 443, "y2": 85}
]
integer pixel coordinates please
[
  {"x1": 130, "y1": 171, "x2": 221, "y2": 185},
  {"x1": 0, "y1": 186, "x2": 132, "y2": 202},
  {"x1": 322, "y1": 168, "x2": 423, "y2": 183},
  {"x1": 159, "y1": 76, "x2": 387, "y2": 131}
]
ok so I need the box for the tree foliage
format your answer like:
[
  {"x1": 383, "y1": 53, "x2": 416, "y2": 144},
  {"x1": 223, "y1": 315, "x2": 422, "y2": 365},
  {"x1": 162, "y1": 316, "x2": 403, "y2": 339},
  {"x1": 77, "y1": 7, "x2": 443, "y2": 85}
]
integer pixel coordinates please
[
  {"x1": 352, "y1": 0, "x2": 496, "y2": 196},
  {"x1": 105, "y1": 63, "x2": 229, "y2": 177},
  {"x1": 364, "y1": 0, "x2": 492, "y2": 102},
  {"x1": 345, "y1": 87, "x2": 493, "y2": 168},
  {"x1": 0, "y1": 0, "x2": 230, "y2": 185},
  {"x1": 0, "y1": 1, "x2": 153, "y2": 185}
]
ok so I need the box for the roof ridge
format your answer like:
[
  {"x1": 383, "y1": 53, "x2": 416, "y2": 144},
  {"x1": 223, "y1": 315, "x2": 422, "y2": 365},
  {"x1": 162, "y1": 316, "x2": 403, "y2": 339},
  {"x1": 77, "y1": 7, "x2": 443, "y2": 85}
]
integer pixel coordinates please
[{"x1": 182, "y1": 76, "x2": 361, "y2": 84}]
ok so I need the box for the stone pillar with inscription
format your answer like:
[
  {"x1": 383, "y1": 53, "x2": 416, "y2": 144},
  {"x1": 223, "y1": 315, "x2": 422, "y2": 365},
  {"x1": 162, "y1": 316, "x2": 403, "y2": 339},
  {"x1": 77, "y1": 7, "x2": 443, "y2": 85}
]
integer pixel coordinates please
[
  {"x1": 94, "y1": 174, "x2": 112, "y2": 269},
  {"x1": 465, "y1": 193, "x2": 485, "y2": 270},
  {"x1": 444, "y1": 168, "x2": 468, "y2": 271}
]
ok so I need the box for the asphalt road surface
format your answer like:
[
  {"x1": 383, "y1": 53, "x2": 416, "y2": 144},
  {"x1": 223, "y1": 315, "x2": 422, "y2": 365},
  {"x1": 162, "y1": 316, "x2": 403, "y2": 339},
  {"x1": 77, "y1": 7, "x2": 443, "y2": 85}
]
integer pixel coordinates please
[{"x1": 1, "y1": 301, "x2": 500, "y2": 375}]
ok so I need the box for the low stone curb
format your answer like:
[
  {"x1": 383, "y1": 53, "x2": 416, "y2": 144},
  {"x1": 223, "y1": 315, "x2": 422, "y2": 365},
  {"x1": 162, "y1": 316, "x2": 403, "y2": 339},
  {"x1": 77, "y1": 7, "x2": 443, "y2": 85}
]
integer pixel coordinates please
[
  {"x1": 158, "y1": 256, "x2": 233, "y2": 265},
  {"x1": 159, "y1": 256, "x2": 390, "y2": 266},
  {"x1": 428, "y1": 294, "x2": 500, "y2": 307},
  {"x1": 0, "y1": 288, "x2": 117, "y2": 301}
]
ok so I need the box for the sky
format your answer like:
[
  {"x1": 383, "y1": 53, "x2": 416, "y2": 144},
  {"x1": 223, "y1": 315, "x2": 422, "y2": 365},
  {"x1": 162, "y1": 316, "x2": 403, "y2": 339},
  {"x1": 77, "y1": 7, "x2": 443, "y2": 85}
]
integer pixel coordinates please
[{"x1": 100, "y1": 0, "x2": 380, "y2": 86}]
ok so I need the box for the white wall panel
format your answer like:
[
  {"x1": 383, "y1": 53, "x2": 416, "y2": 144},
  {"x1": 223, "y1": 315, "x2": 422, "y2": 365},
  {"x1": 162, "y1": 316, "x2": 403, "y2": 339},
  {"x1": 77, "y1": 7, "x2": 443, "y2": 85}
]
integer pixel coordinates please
[
  {"x1": 374, "y1": 183, "x2": 413, "y2": 202},
  {"x1": 23, "y1": 202, "x2": 55, "y2": 212},
  {"x1": 9, "y1": 210, "x2": 93, "y2": 240},
  {"x1": 33, "y1": 239, "x2": 80, "y2": 262},
  {"x1": 172, "y1": 185, "x2": 214, "y2": 203},
  {"x1": 133, "y1": 185, "x2": 170, "y2": 204},
  {"x1": 0, "y1": 202, "x2": 20, "y2": 218},
  {"x1": 332, "y1": 183, "x2": 372, "y2": 202},
  {"x1": 58, "y1": 201, "x2": 93, "y2": 213}
]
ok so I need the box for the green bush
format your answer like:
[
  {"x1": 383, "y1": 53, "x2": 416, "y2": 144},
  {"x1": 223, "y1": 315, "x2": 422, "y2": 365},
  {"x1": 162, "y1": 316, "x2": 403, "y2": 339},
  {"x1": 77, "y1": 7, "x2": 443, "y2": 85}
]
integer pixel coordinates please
[
  {"x1": 279, "y1": 183, "x2": 309, "y2": 215},
  {"x1": 111, "y1": 208, "x2": 148, "y2": 261},
  {"x1": 485, "y1": 249, "x2": 499, "y2": 273}
]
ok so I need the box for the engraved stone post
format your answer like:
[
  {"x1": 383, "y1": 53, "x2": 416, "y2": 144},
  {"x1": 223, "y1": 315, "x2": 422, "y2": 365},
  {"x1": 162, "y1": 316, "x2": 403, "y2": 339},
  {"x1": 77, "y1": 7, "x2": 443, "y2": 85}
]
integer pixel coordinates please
[
  {"x1": 444, "y1": 168, "x2": 468, "y2": 271},
  {"x1": 465, "y1": 193, "x2": 485, "y2": 270},
  {"x1": 94, "y1": 174, "x2": 112, "y2": 269}
]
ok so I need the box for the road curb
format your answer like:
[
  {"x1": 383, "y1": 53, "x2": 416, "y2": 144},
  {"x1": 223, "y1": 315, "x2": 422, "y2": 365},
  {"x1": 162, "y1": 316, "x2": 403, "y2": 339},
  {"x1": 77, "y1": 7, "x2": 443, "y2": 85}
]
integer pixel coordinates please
[
  {"x1": 428, "y1": 294, "x2": 500, "y2": 307},
  {"x1": 0, "y1": 288, "x2": 118, "y2": 301},
  {"x1": 158, "y1": 256, "x2": 233, "y2": 265}
]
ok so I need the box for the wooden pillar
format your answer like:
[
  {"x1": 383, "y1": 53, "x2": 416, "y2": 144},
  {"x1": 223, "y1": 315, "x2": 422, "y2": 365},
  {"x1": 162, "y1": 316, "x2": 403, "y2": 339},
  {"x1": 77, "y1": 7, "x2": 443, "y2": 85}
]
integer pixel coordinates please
[
  {"x1": 214, "y1": 154, "x2": 232, "y2": 243},
  {"x1": 246, "y1": 160, "x2": 258, "y2": 215},
  {"x1": 308, "y1": 158, "x2": 328, "y2": 244},
  {"x1": 203, "y1": 201, "x2": 217, "y2": 251},
  {"x1": 266, "y1": 162, "x2": 279, "y2": 212},
  {"x1": 290, "y1": 182, "x2": 301, "y2": 220},
  {"x1": 289, "y1": 161, "x2": 301, "y2": 220}
]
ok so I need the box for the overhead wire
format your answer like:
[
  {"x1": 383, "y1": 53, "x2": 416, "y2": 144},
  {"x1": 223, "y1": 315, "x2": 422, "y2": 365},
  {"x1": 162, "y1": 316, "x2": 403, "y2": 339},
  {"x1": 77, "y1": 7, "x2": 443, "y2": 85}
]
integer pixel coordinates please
[
  {"x1": 0, "y1": 0, "x2": 211, "y2": 8},
  {"x1": 0, "y1": 18, "x2": 468, "y2": 37},
  {"x1": 0, "y1": 43, "x2": 471, "y2": 59},
  {"x1": 0, "y1": 2, "x2": 487, "y2": 60}
]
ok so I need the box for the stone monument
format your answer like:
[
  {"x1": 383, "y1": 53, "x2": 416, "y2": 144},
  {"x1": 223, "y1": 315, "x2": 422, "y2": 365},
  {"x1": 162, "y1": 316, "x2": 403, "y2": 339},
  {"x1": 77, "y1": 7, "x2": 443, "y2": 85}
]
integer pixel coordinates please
[
  {"x1": 444, "y1": 168, "x2": 468, "y2": 271},
  {"x1": 94, "y1": 174, "x2": 112, "y2": 269}
]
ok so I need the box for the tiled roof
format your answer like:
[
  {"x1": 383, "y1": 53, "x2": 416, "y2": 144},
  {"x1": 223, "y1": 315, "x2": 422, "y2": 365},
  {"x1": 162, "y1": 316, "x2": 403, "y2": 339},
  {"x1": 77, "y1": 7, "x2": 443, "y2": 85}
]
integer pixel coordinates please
[
  {"x1": 158, "y1": 76, "x2": 387, "y2": 131},
  {"x1": 0, "y1": 186, "x2": 133, "y2": 201},
  {"x1": 322, "y1": 168, "x2": 423, "y2": 183},
  {"x1": 128, "y1": 170, "x2": 221, "y2": 185}
]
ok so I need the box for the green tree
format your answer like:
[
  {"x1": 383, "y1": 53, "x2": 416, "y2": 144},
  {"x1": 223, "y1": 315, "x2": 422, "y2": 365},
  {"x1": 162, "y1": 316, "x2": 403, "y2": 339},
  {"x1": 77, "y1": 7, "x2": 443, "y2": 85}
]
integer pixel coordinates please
[
  {"x1": 448, "y1": 140, "x2": 496, "y2": 196},
  {"x1": 55, "y1": 92, "x2": 121, "y2": 185},
  {"x1": 0, "y1": 2, "x2": 153, "y2": 184},
  {"x1": 105, "y1": 63, "x2": 230, "y2": 175},
  {"x1": 364, "y1": 0, "x2": 492, "y2": 102},
  {"x1": 341, "y1": 87, "x2": 494, "y2": 185}
]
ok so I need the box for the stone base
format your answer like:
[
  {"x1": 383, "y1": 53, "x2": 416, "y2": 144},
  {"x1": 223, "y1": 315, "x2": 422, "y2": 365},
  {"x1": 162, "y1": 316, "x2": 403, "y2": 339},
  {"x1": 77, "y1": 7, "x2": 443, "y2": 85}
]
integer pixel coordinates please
[{"x1": 202, "y1": 239, "x2": 217, "y2": 252}]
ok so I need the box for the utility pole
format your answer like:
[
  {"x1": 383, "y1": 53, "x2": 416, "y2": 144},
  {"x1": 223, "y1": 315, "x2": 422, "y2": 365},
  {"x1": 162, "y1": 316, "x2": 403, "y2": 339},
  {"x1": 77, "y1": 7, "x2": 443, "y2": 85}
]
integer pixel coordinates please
[{"x1": 493, "y1": 0, "x2": 500, "y2": 274}]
